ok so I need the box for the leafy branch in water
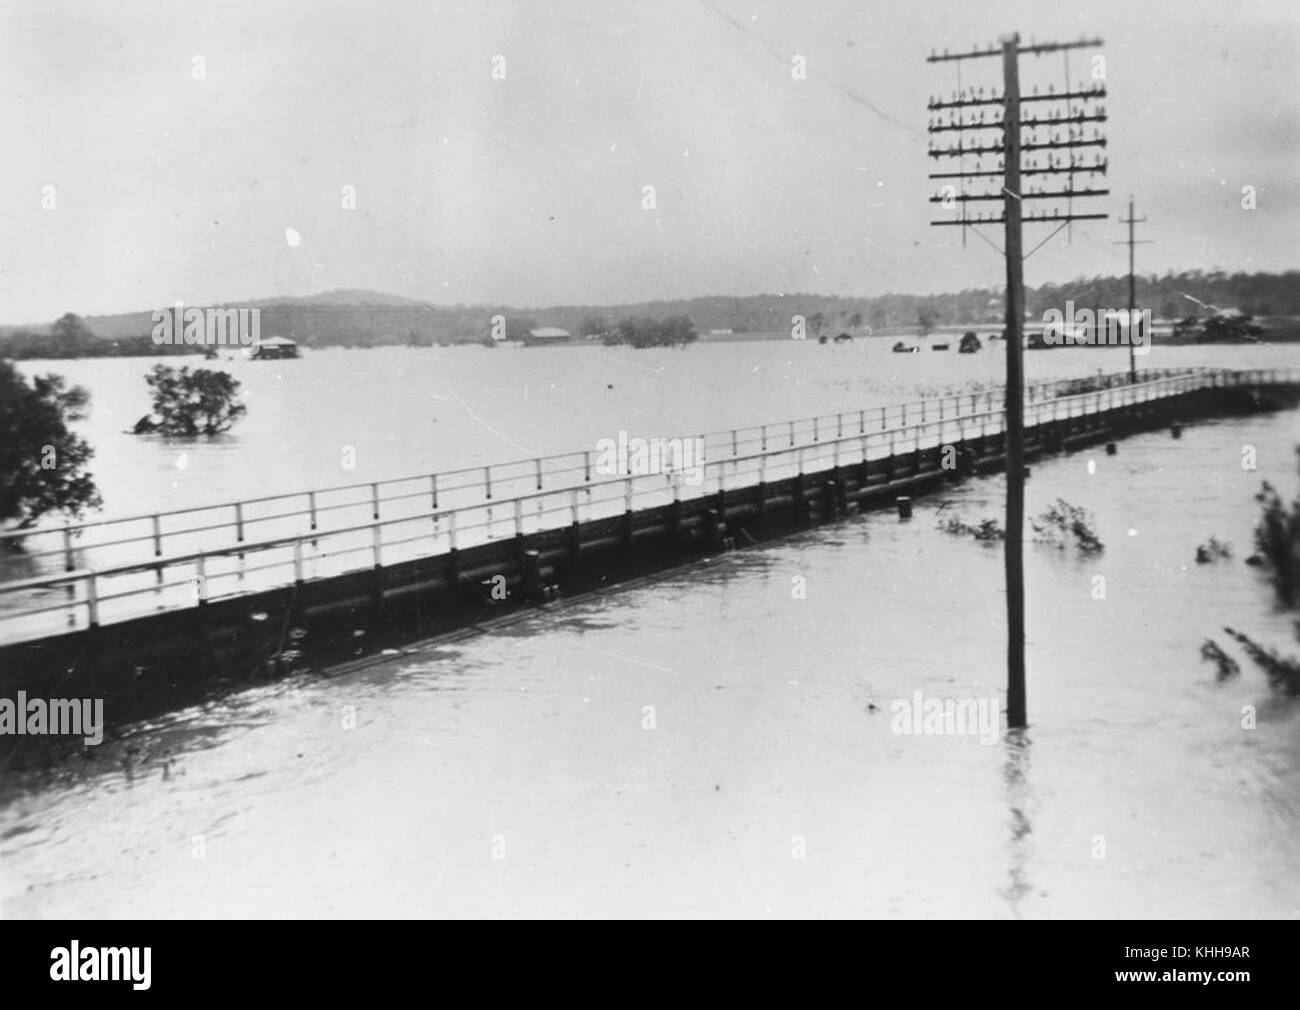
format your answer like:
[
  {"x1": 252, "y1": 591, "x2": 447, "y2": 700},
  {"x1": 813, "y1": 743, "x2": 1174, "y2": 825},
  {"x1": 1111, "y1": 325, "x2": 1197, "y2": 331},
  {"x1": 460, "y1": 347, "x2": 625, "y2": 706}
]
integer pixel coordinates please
[
  {"x1": 1200, "y1": 639, "x2": 1241, "y2": 682},
  {"x1": 1220, "y1": 626, "x2": 1300, "y2": 696},
  {"x1": 1195, "y1": 536, "x2": 1232, "y2": 564},
  {"x1": 1030, "y1": 499, "x2": 1104, "y2": 555},
  {"x1": 937, "y1": 515, "x2": 1005, "y2": 541}
]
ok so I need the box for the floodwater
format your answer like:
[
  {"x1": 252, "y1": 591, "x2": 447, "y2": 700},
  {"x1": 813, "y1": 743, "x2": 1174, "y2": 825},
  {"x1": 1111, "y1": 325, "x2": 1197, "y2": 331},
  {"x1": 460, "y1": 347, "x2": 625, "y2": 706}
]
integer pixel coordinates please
[{"x1": 2, "y1": 339, "x2": 1300, "y2": 917}]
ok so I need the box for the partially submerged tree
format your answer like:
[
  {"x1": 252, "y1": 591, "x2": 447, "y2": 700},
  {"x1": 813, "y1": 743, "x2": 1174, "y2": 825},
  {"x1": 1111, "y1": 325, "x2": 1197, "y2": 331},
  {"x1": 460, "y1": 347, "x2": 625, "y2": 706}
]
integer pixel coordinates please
[
  {"x1": 136, "y1": 364, "x2": 247, "y2": 436},
  {"x1": 0, "y1": 360, "x2": 101, "y2": 532},
  {"x1": 1249, "y1": 460, "x2": 1300, "y2": 605},
  {"x1": 1202, "y1": 447, "x2": 1300, "y2": 695}
]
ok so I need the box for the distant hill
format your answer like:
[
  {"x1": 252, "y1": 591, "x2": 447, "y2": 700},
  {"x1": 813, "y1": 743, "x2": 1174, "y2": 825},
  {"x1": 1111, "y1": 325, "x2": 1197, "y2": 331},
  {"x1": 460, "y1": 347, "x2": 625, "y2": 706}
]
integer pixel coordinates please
[{"x1": 5, "y1": 272, "x2": 1299, "y2": 349}]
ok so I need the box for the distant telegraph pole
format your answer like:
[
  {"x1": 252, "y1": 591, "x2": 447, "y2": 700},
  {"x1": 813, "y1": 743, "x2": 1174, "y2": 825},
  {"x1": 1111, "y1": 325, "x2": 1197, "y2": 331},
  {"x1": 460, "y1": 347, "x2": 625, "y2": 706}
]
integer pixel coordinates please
[
  {"x1": 1117, "y1": 197, "x2": 1151, "y2": 382},
  {"x1": 927, "y1": 33, "x2": 1108, "y2": 730}
]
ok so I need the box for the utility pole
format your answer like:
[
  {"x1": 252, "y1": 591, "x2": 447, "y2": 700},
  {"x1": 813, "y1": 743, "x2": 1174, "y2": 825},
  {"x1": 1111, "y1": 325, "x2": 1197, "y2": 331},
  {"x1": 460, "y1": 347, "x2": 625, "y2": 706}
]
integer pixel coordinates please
[
  {"x1": 1000, "y1": 36, "x2": 1027, "y2": 730},
  {"x1": 1117, "y1": 197, "x2": 1151, "y2": 382},
  {"x1": 927, "y1": 34, "x2": 1107, "y2": 730}
]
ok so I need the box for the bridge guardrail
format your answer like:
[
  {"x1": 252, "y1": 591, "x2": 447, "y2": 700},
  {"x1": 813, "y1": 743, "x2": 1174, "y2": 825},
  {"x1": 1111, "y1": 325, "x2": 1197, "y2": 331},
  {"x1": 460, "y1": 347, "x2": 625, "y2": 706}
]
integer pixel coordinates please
[{"x1": 0, "y1": 367, "x2": 1291, "y2": 643}]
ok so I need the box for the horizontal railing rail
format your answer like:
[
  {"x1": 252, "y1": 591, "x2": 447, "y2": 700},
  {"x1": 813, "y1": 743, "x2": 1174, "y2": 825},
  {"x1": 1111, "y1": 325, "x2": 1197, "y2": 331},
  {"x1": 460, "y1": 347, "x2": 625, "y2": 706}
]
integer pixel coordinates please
[
  {"x1": 0, "y1": 366, "x2": 1211, "y2": 575},
  {"x1": 0, "y1": 367, "x2": 1293, "y2": 644}
]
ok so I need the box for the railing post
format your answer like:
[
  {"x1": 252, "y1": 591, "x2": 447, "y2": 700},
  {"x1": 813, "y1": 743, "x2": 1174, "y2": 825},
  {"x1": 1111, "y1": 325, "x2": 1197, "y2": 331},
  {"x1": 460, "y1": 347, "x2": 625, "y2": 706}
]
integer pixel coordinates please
[
  {"x1": 293, "y1": 539, "x2": 304, "y2": 584},
  {"x1": 448, "y1": 510, "x2": 458, "y2": 551},
  {"x1": 858, "y1": 409, "x2": 865, "y2": 434},
  {"x1": 484, "y1": 466, "x2": 492, "y2": 500},
  {"x1": 624, "y1": 477, "x2": 634, "y2": 512},
  {"x1": 235, "y1": 502, "x2": 245, "y2": 543},
  {"x1": 195, "y1": 553, "x2": 208, "y2": 602},
  {"x1": 371, "y1": 482, "x2": 380, "y2": 520},
  {"x1": 152, "y1": 513, "x2": 162, "y2": 557},
  {"x1": 430, "y1": 475, "x2": 438, "y2": 510},
  {"x1": 85, "y1": 571, "x2": 99, "y2": 627},
  {"x1": 731, "y1": 429, "x2": 738, "y2": 456},
  {"x1": 514, "y1": 497, "x2": 523, "y2": 537},
  {"x1": 584, "y1": 451, "x2": 591, "y2": 483},
  {"x1": 309, "y1": 490, "x2": 318, "y2": 531},
  {"x1": 535, "y1": 458, "x2": 543, "y2": 491},
  {"x1": 761, "y1": 424, "x2": 767, "y2": 452},
  {"x1": 813, "y1": 417, "x2": 819, "y2": 443},
  {"x1": 62, "y1": 524, "x2": 74, "y2": 572},
  {"x1": 372, "y1": 522, "x2": 382, "y2": 568},
  {"x1": 789, "y1": 420, "x2": 795, "y2": 447},
  {"x1": 570, "y1": 488, "x2": 580, "y2": 525}
]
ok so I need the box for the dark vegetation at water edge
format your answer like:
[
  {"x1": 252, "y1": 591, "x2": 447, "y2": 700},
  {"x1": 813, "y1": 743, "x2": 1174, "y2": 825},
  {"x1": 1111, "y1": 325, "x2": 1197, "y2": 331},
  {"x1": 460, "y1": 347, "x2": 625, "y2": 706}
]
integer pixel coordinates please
[
  {"x1": 0, "y1": 361, "x2": 101, "y2": 534},
  {"x1": 0, "y1": 358, "x2": 247, "y2": 541},
  {"x1": 0, "y1": 313, "x2": 203, "y2": 361},
  {"x1": 1204, "y1": 447, "x2": 1300, "y2": 695},
  {"x1": 3, "y1": 270, "x2": 1298, "y2": 357},
  {"x1": 601, "y1": 315, "x2": 698, "y2": 349}
]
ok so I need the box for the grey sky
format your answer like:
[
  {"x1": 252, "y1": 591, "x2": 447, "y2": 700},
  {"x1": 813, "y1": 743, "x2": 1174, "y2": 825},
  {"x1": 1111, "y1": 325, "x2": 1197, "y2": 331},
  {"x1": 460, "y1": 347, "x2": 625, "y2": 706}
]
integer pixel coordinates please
[{"x1": 1, "y1": 0, "x2": 1295, "y2": 323}]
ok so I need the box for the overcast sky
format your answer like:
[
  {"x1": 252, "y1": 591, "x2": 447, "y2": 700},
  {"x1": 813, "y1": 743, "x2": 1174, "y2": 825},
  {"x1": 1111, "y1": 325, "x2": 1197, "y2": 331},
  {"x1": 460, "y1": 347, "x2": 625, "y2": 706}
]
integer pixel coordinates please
[{"x1": 0, "y1": 0, "x2": 1295, "y2": 323}]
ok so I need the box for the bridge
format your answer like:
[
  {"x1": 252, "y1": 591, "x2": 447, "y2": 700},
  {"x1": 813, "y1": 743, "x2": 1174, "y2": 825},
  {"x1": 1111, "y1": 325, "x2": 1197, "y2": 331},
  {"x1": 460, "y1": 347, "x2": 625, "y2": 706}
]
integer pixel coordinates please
[{"x1": 1, "y1": 366, "x2": 1296, "y2": 707}]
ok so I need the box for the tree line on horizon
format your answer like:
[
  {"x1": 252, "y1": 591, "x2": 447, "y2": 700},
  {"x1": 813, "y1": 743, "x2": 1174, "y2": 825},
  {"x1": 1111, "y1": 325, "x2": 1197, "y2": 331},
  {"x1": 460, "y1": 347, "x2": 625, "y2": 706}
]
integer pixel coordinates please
[{"x1": 2, "y1": 269, "x2": 1297, "y2": 358}]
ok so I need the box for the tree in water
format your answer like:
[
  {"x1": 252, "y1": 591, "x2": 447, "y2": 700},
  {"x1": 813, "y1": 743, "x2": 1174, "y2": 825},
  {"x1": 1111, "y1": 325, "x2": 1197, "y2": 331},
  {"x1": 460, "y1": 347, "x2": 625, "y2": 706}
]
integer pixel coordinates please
[
  {"x1": 0, "y1": 361, "x2": 102, "y2": 532},
  {"x1": 137, "y1": 364, "x2": 247, "y2": 436}
]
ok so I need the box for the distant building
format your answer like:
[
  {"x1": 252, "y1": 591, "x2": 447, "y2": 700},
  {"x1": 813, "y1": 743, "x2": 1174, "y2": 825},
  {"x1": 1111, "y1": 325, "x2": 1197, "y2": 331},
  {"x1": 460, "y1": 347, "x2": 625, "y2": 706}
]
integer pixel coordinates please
[
  {"x1": 248, "y1": 335, "x2": 300, "y2": 359},
  {"x1": 524, "y1": 326, "x2": 573, "y2": 347}
]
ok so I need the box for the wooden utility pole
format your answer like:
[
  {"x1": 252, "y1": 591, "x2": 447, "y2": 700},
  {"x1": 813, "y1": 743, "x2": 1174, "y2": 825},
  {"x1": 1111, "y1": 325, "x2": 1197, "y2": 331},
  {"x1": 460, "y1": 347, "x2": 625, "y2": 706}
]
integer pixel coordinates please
[
  {"x1": 1117, "y1": 197, "x2": 1150, "y2": 382},
  {"x1": 1000, "y1": 34, "x2": 1027, "y2": 728},
  {"x1": 927, "y1": 34, "x2": 1107, "y2": 730}
]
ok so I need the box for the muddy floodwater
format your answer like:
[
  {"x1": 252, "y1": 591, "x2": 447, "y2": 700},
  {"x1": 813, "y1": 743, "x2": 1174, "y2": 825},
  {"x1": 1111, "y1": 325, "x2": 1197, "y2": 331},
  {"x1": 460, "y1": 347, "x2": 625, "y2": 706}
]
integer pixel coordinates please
[{"x1": 2, "y1": 341, "x2": 1299, "y2": 917}]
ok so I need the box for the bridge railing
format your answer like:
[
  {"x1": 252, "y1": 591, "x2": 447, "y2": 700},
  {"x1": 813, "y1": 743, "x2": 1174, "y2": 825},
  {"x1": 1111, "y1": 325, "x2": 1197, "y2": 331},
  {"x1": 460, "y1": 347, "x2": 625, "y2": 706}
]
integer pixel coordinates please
[
  {"x1": 0, "y1": 367, "x2": 1276, "y2": 644},
  {"x1": 0, "y1": 366, "x2": 1202, "y2": 580}
]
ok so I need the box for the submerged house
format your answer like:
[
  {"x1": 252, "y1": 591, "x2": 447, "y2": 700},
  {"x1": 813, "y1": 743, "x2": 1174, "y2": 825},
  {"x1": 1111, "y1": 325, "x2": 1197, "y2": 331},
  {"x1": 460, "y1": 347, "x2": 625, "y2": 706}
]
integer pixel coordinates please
[{"x1": 248, "y1": 335, "x2": 300, "y2": 359}]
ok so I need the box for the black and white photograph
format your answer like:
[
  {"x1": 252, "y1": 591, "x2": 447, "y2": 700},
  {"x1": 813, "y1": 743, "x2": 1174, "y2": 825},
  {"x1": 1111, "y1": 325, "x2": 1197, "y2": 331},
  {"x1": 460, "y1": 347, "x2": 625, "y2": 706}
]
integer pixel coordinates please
[{"x1": 0, "y1": 0, "x2": 1297, "y2": 945}]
